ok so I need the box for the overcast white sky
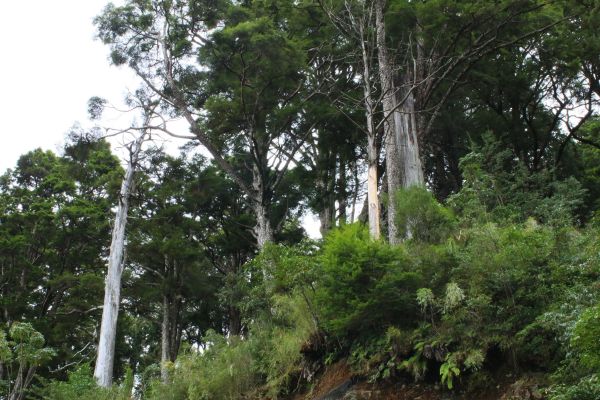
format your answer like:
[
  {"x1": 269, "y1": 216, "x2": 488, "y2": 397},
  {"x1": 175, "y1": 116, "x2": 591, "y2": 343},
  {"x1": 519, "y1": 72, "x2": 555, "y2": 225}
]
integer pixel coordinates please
[{"x1": 0, "y1": 0, "x2": 140, "y2": 172}]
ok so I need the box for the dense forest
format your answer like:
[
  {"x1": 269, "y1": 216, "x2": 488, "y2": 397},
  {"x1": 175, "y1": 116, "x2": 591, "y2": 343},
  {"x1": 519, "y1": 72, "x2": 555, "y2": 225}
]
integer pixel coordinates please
[{"x1": 1, "y1": 0, "x2": 600, "y2": 399}]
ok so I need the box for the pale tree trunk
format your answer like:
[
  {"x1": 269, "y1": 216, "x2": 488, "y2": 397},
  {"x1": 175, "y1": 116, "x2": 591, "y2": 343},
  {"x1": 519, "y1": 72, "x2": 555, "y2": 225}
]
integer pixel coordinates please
[
  {"x1": 360, "y1": 20, "x2": 381, "y2": 240},
  {"x1": 366, "y1": 136, "x2": 380, "y2": 240},
  {"x1": 254, "y1": 202, "x2": 274, "y2": 249},
  {"x1": 375, "y1": 0, "x2": 424, "y2": 243},
  {"x1": 94, "y1": 134, "x2": 145, "y2": 387},
  {"x1": 319, "y1": 203, "x2": 334, "y2": 237},
  {"x1": 252, "y1": 163, "x2": 274, "y2": 249},
  {"x1": 397, "y1": 91, "x2": 424, "y2": 188},
  {"x1": 8, "y1": 365, "x2": 36, "y2": 400}
]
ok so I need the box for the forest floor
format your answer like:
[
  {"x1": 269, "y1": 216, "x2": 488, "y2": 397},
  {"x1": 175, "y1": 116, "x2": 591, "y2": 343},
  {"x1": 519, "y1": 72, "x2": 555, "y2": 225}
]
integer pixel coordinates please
[{"x1": 286, "y1": 360, "x2": 545, "y2": 400}]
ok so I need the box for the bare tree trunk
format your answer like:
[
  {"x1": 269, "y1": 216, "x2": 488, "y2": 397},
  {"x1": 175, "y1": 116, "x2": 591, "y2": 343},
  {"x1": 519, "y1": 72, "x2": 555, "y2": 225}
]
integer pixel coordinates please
[
  {"x1": 360, "y1": 19, "x2": 381, "y2": 240},
  {"x1": 94, "y1": 134, "x2": 145, "y2": 387}
]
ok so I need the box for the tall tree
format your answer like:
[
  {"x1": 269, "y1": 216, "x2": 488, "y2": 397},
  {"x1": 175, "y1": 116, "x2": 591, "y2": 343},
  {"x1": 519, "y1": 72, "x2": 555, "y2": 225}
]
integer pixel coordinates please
[
  {"x1": 320, "y1": 0, "x2": 384, "y2": 239},
  {"x1": 95, "y1": 0, "x2": 318, "y2": 248},
  {"x1": 0, "y1": 131, "x2": 122, "y2": 383}
]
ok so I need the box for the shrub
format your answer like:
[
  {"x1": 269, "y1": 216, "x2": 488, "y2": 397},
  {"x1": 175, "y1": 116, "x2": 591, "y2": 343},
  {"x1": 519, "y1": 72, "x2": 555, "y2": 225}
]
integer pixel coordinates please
[
  {"x1": 315, "y1": 224, "x2": 423, "y2": 338},
  {"x1": 0, "y1": 322, "x2": 55, "y2": 400},
  {"x1": 394, "y1": 186, "x2": 456, "y2": 243},
  {"x1": 571, "y1": 303, "x2": 600, "y2": 371},
  {"x1": 548, "y1": 375, "x2": 600, "y2": 400},
  {"x1": 44, "y1": 364, "x2": 133, "y2": 400}
]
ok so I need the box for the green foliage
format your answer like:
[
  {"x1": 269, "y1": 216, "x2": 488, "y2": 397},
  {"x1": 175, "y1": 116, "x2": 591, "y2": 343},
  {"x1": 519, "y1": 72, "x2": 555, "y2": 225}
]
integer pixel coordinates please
[
  {"x1": 571, "y1": 303, "x2": 600, "y2": 371},
  {"x1": 0, "y1": 135, "x2": 121, "y2": 378},
  {"x1": 394, "y1": 186, "x2": 456, "y2": 243},
  {"x1": 439, "y1": 354, "x2": 461, "y2": 389},
  {"x1": 449, "y1": 138, "x2": 586, "y2": 226},
  {"x1": 144, "y1": 243, "x2": 320, "y2": 400},
  {"x1": 548, "y1": 375, "x2": 600, "y2": 400},
  {"x1": 6, "y1": 323, "x2": 55, "y2": 367},
  {"x1": 145, "y1": 293, "x2": 317, "y2": 400},
  {"x1": 315, "y1": 224, "x2": 422, "y2": 337},
  {"x1": 44, "y1": 364, "x2": 133, "y2": 400},
  {"x1": 0, "y1": 322, "x2": 55, "y2": 399}
]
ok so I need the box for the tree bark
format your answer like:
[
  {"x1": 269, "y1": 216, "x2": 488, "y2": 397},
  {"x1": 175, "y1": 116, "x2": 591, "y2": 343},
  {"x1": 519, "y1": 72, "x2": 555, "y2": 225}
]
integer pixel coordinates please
[
  {"x1": 160, "y1": 295, "x2": 171, "y2": 384},
  {"x1": 375, "y1": 0, "x2": 424, "y2": 243},
  {"x1": 397, "y1": 91, "x2": 425, "y2": 188},
  {"x1": 251, "y1": 160, "x2": 274, "y2": 249},
  {"x1": 228, "y1": 306, "x2": 242, "y2": 337},
  {"x1": 254, "y1": 201, "x2": 274, "y2": 249},
  {"x1": 367, "y1": 136, "x2": 380, "y2": 240},
  {"x1": 316, "y1": 150, "x2": 336, "y2": 236},
  {"x1": 94, "y1": 134, "x2": 144, "y2": 387}
]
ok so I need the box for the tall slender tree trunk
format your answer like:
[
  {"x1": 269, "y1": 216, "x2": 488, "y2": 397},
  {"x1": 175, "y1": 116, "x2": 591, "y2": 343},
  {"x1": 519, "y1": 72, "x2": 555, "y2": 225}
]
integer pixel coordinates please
[
  {"x1": 94, "y1": 134, "x2": 144, "y2": 387},
  {"x1": 360, "y1": 20, "x2": 381, "y2": 240},
  {"x1": 161, "y1": 294, "x2": 171, "y2": 384},
  {"x1": 317, "y1": 151, "x2": 336, "y2": 236},
  {"x1": 337, "y1": 158, "x2": 347, "y2": 224}
]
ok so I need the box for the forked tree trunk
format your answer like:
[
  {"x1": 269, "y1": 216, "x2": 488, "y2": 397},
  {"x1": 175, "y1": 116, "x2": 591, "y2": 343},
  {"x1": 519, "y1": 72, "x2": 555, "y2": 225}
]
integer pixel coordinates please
[{"x1": 94, "y1": 134, "x2": 144, "y2": 387}]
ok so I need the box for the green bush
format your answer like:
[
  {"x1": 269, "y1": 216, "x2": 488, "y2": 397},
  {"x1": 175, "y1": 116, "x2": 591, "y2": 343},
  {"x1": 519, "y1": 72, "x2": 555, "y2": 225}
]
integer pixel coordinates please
[
  {"x1": 394, "y1": 186, "x2": 456, "y2": 243},
  {"x1": 0, "y1": 322, "x2": 55, "y2": 400},
  {"x1": 315, "y1": 224, "x2": 423, "y2": 338},
  {"x1": 548, "y1": 375, "x2": 600, "y2": 400},
  {"x1": 145, "y1": 242, "x2": 320, "y2": 400},
  {"x1": 44, "y1": 364, "x2": 133, "y2": 400},
  {"x1": 448, "y1": 138, "x2": 586, "y2": 226},
  {"x1": 571, "y1": 303, "x2": 600, "y2": 371},
  {"x1": 146, "y1": 291, "x2": 317, "y2": 400}
]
